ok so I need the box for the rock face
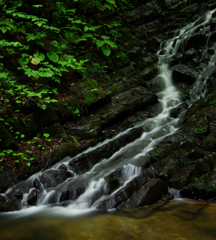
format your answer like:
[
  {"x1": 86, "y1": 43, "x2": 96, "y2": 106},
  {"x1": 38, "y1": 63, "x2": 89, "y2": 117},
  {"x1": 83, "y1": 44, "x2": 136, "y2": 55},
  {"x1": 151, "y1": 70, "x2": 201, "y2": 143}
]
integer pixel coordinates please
[{"x1": 1, "y1": 0, "x2": 216, "y2": 212}]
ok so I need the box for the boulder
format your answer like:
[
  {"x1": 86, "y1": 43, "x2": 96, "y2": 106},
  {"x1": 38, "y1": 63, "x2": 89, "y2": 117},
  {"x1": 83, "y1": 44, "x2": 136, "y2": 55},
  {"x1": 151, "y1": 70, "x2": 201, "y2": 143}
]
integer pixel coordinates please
[
  {"x1": 40, "y1": 169, "x2": 74, "y2": 189},
  {"x1": 117, "y1": 178, "x2": 168, "y2": 209}
]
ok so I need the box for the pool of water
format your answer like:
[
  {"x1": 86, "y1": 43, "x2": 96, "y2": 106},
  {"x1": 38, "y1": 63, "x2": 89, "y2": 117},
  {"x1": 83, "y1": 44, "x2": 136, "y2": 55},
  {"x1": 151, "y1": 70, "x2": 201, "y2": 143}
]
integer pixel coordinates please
[{"x1": 0, "y1": 200, "x2": 215, "y2": 240}]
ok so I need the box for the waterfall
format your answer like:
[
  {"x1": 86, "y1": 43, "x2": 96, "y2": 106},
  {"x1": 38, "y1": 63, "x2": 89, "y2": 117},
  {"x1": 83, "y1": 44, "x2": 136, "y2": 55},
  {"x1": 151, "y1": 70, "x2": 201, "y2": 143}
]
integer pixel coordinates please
[{"x1": 1, "y1": 8, "x2": 216, "y2": 215}]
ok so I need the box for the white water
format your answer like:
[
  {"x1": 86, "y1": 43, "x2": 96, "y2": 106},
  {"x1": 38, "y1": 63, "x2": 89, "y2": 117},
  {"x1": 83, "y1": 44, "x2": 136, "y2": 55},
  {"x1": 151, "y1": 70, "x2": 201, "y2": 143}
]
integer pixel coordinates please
[{"x1": 2, "y1": 8, "x2": 216, "y2": 215}]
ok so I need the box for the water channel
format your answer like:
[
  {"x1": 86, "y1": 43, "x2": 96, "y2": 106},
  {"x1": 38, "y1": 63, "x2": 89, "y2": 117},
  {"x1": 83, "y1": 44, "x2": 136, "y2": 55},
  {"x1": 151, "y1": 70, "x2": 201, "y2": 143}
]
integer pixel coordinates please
[{"x1": 1, "y1": 8, "x2": 216, "y2": 240}]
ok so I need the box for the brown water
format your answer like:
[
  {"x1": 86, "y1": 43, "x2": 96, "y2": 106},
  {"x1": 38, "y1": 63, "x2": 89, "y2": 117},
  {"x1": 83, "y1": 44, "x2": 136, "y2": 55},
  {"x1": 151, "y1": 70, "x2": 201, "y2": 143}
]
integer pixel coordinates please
[{"x1": 0, "y1": 200, "x2": 215, "y2": 240}]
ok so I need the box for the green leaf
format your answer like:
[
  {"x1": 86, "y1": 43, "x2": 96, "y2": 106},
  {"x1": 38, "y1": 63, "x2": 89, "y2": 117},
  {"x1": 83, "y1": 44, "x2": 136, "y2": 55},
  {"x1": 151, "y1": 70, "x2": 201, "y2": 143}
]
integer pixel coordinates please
[
  {"x1": 105, "y1": 40, "x2": 117, "y2": 48},
  {"x1": 102, "y1": 46, "x2": 111, "y2": 56},
  {"x1": 101, "y1": 35, "x2": 110, "y2": 40},
  {"x1": 18, "y1": 57, "x2": 29, "y2": 65},
  {"x1": 65, "y1": 31, "x2": 73, "y2": 40},
  {"x1": 106, "y1": 0, "x2": 116, "y2": 4},
  {"x1": 33, "y1": 52, "x2": 45, "y2": 62},
  {"x1": 95, "y1": 40, "x2": 104, "y2": 47},
  {"x1": 43, "y1": 133, "x2": 50, "y2": 138},
  {"x1": 26, "y1": 162, "x2": 31, "y2": 167},
  {"x1": 1, "y1": 27, "x2": 8, "y2": 34},
  {"x1": 32, "y1": 5, "x2": 43, "y2": 8},
  {"x1": 163, "y1": 172, "x2": 168, "y2": 177},
  {"x1": 47, "y1": 51, "x2": 59, "y2": 63}
]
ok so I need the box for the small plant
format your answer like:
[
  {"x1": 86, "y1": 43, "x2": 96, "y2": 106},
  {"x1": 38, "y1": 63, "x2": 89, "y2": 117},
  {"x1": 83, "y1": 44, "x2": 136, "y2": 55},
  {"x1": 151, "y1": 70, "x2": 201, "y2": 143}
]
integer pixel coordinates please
[{"x1": 194, "y1": 127, "x2": 207, "y2": 134}]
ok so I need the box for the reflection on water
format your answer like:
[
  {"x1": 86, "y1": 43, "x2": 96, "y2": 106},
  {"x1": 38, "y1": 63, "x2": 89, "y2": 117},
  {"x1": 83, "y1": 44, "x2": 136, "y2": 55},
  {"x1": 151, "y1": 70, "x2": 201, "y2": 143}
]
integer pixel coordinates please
[{"x1": 0, "y1": 200, "x2": 216, "y2": 240}]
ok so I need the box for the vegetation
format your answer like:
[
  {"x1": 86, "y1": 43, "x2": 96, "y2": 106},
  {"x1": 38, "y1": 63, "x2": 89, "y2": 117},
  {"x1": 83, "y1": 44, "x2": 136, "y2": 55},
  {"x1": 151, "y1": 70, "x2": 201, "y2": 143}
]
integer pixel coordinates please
[{"x1": 0, "y1": 0, "x2": 133, "y2": 169}]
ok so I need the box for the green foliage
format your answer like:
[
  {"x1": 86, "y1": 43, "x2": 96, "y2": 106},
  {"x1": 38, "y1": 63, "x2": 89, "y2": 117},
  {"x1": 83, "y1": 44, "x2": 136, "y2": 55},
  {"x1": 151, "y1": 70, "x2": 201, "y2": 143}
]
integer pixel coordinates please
[
  {"x1": 194, "y1": 127, "x2": 207, "y2": 134},
  {"x1": 71, "y1": 136, "x2": 79, "y2": 146},
  {"x1": 0, "y1": 0, "x2": 134, "y2": 167}
]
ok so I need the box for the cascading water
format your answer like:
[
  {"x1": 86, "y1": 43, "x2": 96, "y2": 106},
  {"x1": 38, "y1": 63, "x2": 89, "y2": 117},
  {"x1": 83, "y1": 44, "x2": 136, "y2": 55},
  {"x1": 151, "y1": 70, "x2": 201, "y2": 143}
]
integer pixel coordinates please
[{"x1": 2, "y1": 8, "x2": 216, "y2": 215}]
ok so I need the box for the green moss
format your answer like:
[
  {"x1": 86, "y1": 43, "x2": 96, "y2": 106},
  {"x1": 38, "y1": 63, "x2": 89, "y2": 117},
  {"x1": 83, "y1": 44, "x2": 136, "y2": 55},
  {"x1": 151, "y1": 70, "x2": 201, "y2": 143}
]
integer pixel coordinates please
[
  {"x1": 201, "y1": 138, "x2": 214, "y2": 151},
  {"x1": 79, "y1": 79, "x2": 98, "y2": 89},
  {"x1": 84, "y1": 89, "x2": 106, "y2": 106}
]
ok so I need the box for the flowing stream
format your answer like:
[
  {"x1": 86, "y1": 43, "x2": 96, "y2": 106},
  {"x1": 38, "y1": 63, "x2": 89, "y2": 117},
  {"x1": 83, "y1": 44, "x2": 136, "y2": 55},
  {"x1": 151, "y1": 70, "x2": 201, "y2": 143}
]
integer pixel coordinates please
[{"x1": 1, "y1": 8, "x2": 216, "y2": 237}]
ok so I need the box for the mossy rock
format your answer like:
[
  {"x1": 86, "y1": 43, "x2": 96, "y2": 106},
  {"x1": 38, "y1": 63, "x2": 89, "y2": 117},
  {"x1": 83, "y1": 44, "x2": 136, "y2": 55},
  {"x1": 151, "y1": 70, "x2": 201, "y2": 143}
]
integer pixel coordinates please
[
  {"x1": 84, "y1": 89, "x2": 106, "y2": 106},
  {"x1": 45, "y1": 142, "x2": 77, "y2": 166},
  {"x1": 191, "y1": 158, "x2": 214, "y2": 181},
  {"x1": 56, "y1": 97, "x2": 82, "y2": 122},
  {"x1": 79, "y1": 79, "x2": 98, "y2": 89}
]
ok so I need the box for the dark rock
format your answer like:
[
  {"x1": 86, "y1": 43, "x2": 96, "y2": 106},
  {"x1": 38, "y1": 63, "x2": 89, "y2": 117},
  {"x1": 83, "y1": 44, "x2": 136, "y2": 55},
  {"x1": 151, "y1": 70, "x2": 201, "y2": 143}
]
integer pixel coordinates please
[
  {"x1": 40, "y1": 105, "x2": 59, "y2": 126},
  {"x1": 27, "y1": 188, "x2": 41, "y2": 205},
  {"x1": 170, "y1": 102, "x2": 188, "y2": 118},
  {"x1": 127, "y1": 47, "x2": 142, "y2": 61},
  {"x1": 169, "y1": 164, "x2": 195, "y2": 189},
  {"x1": 0, "y1": 194, "x2": 21, "y2": 212},
  {"x1": 180, "y1": 168, "x2": 216, "y2": 199},
  {"x1": 200, "y1": 130, "x2": 216, "y2": 151},
  {"x1": 44, "y1": 123, "x2": 68, "y2": 140},
  {"x1": 0, "y1": 124, "x2": 17, "y2": 150},
  {"x1": 187, "y1": 147, "x2": 205, "y2": 161},
  {"x1": 57, "y1": 178, "x2": 87, "y2": 202},
  {"x1": 40, "y1": 169, "x2": 74, "y2": 188},
  {"x1": 171, "y1": 65, "x2": 198, "y2": 86},
  {"x1": 104, "y1": 168, "x2": 123, "y2": 195},
  {"x1": 97, "y1": 172, "x2": 151, "y2": 209},
  {"x1": 58, "y1": 164, "x2": 68, "y2": 171},
  {"x1": 191, "y1": 158, "x2": 214, "y2": 181},
  {"x1": 117, "y1": 178, "x2": 168, "y2": 209},
  {"x1": 118, "y1": 64, "x2": 137, "y2": 78}
]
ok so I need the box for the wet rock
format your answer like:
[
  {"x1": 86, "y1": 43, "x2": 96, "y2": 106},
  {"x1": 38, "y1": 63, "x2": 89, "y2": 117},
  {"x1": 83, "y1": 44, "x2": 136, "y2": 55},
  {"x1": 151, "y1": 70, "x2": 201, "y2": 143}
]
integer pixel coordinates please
[
  {"x1": 27, "y1": 188, "x2": 41, "y2": 205},
  {"x1": 97, "y1": 172, "x2": 151, "y2": 209},
  {"x1": 150, "y1": 143, "x2": 179, "y2": 164},
  {"x1": 58, "y1": 164, "x2": 68, "y2": 171},
  {"x1": 151, "y1": 152, "x2": 183, "y2": 182},
  {"x1": 57, "y1": 178, "x2": 87, "y2": 202},
  {"x1": 170, "y1": 102, "x2": 188, "y2": 118},
  {"x1": 164, "y1": 132, "x2": 200, "y2": 151},
  {"x1": 104, "y1": 168, "x2": 123, "y2": 195},
  {"x1": 40, "y1": 169, "x2": 74, "y2": 189},
  {"x1": 169, "y1": 164, "x2": 195, "y2": 189},
  {"x1": 68, "y1": 127, "x2": 143, "y2": 174},
  {"x1": 171, "y1": 65, "x2": 198, "y2": 86},
  {"x1": 0, "y1": 194, "x2": 21, "y2": 212},
  {"x1": 117, "y1": 178, "x2": 168, "y2": 209},
  {"x1": 6, "y1": 179, "x2": 34, "y2": 199}
]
